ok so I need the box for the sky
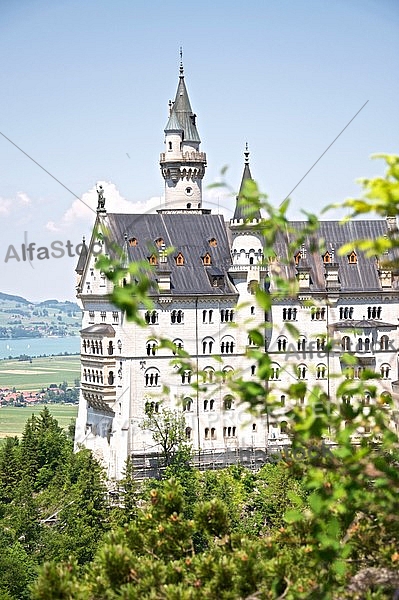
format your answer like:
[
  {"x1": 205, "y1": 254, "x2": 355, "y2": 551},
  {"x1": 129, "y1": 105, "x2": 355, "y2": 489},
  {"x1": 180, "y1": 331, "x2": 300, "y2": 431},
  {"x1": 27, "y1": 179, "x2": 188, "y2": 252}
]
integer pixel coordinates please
[{"x1": 0, "y1": 0, "x2": 398, "y2": 302}]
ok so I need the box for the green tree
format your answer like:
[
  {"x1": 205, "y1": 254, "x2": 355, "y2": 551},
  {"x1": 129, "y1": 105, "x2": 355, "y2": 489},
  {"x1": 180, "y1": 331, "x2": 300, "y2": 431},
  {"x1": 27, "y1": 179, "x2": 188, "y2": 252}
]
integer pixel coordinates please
[
  {"x1": 141, "y1": 406, "x2": 191, "y2": 468},
  {"x1": 31, "y1": 155, "x2": 399, "y2": 598}
]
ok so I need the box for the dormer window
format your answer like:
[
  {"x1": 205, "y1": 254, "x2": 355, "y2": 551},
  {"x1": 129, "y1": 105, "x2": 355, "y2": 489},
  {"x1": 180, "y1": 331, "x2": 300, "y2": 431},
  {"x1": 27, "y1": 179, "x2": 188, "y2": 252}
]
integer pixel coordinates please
[
  {"x1": 348, "y1": 250, "x2": 357, "y2": 264},
  {"x1": 155, "y1": 238, "x2": 165, "y2": 248},
  {"x1": 128, "y1": 237, "x2": 138, "y2": 247},
  {"x1": 209, "y1": 238, "x2": 217, "y2": 247},
  {"x1": 323, "y1": 251, "x2": 332, "y2": 264},
  {"x1": 203, "y1": 252, "x2": 212, "y2": 266},
  {"x1": 175, "y1": 252, "x2": 185, "y2": 266},
  {"x1": 149, "y1": 254, "x2": 158, "y2": 265},
  {"x1": 294, "y1": 252, "x2": 301, "y2": 265}
]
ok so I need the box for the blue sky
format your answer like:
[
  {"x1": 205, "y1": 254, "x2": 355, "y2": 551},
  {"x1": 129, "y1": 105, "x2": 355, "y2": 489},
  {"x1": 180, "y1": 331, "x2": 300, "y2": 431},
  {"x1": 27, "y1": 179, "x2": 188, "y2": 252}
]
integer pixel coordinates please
[{"x1": 0, "y1": 0, "x2": 398, "y2": 301}]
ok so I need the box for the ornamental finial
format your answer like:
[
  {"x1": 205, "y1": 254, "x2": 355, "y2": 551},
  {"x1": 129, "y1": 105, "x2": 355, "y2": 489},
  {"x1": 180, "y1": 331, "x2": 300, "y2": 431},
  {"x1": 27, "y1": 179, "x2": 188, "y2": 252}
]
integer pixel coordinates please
[
  {"x1": 179, "y1": 46, "x2": 184, "y2": 77},
  {"x1": 244, "y1": 142, "x2": 250, "y2": 165}
]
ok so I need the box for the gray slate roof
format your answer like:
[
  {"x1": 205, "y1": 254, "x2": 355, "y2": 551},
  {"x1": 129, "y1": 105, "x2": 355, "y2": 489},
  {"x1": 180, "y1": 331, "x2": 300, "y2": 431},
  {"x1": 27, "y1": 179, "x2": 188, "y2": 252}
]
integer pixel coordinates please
[
  {"x1": 233, "y1": 160, "x2": 261, "y2": 221},
  {"x1": 105, "y1": 212, "x2": 237, "y2": 297},
  {"x1": 330, "y1": 319, "x2": 397, "y2": 329},
  {"x1": 75, "y1": 238, "x2": 88, "y2": 274},
  {"x1": 165, "y1": 74, "x2": 201, "y2": 143},
  {"x1": 274, "y1": 220, "x2": 396, "y2": 292},
  {"x1": 81, "y1": 324, "x2": 116, "y2": 336}
]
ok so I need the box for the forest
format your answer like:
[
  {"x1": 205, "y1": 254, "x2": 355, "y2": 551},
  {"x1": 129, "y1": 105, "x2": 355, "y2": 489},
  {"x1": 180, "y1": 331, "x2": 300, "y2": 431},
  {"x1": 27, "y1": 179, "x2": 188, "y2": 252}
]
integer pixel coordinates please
[{"x1": 1, "y1": 155, "x2": 399, "y2": 599}]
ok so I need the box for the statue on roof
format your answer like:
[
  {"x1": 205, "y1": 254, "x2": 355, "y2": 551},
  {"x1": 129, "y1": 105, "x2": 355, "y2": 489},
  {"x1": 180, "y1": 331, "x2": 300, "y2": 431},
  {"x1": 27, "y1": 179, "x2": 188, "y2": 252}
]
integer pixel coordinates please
[{"x1": 96, "y1": 185, "x2": 106, "y2": 211}]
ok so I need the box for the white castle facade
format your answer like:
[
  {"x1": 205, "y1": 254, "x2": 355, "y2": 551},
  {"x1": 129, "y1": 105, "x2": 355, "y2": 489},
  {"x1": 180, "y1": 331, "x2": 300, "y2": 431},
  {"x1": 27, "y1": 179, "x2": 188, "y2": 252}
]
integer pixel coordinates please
[{"x1": 74, "y1": 63, "x2": 399, "y2": 479}]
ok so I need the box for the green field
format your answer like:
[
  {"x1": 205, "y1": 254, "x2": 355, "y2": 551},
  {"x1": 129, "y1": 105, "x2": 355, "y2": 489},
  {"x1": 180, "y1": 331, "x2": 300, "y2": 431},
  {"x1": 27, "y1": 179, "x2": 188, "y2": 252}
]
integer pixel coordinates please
[
  {"x1": 0, "y1": 355, "x2": 80, "y2": 391},
  {"x1": 0, "y1": 404, "x2": 78, "y2": 439}
]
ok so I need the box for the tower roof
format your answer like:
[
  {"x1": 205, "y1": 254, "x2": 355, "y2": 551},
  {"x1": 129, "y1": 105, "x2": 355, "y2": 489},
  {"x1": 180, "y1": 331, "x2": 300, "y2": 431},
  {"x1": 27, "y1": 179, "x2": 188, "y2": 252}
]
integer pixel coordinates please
[
  {"x1": 164, "y1": 110, "x2": 183, "y2": 133},
  {"x1": 233, "y1": 145, "x2": 261, "y2": 221},
  {"x1": 75, "y1": 236, "x2": 88, "y2": 274},
  {"x1": 165, "y1": 61, "x2": 201, "y2": 143}
]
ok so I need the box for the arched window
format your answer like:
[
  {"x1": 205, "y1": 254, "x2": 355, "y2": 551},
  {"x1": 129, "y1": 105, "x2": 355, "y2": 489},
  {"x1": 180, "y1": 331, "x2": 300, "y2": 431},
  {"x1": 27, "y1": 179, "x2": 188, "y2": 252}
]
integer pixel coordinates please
[
  {"x1": 223, "y1": 395, "x2": 234, "y2": 410},
  {"x1": 144, "y1": 368, "x2": 160, "y2": 387},
  {"x1": 211, "y1": 428, "x2": 216, "y2": 440},
  {"x1": 342, "y1": 336, "x2": 351, "y2": 351},
  {"x1": 181, "y1": 370, "x2": 191, "y2": 384},
  {"x1": 311, "y1": 307, "x2": 326, "y2": 321},
  {"x1": 209, "y1": 237, "x2": 217, "y2": 247},
  {"x1": 297, "y1": 336, "x2": 306, "y2": 352},
  {"x1": 202, "y1": 337, "x2": 214, "y2": 354},
  {"x1": 182, "y1": 397, "x2": 193, "y2": 411},
  {"x1": 250, "y1": 365, "x2": 256, "y2": 376},
  {"x1": 203, "y1": 367, "x2": 215, "y2": 383},
  {"x1": 357, "y1": 338, "x2": 363, "y2": 352},
  {"x1": 202, "y1": 252, "x2": 212, "y2": 265},
  {"x1": 146, "y1": 339, "x2": 158, "y2": 356},
  {"x1": 220, "y1": 335, "x2": 235, "y2": 354},
  {"x1": 171, "y1": 309, "x2": 184, "y2": 324},
  {"x1": 269, "y1": 363, "x2": 280, "y2": 380},
  {"x1": 108, "y1": 371, "x2": 114, "y2": 385},
  {"x1": 283, "y1": 307, "x2": 297, "y2": 321},
  {"x1": 185, "y1": 427, "x2": 192, "y2": 440},
  {"x1": 277, "y1": 336, "x2": 287, "y2": 352},
  {"x1": 316, "y1": 364, "x2": 327, "y2": 379},
  {"x1": 203, "y1": 399, "x2": 208, "y2": 411},
  {"x1": 364, "y1": 338, "x2": 370, "y2": 352},
  {"x1": 280, "y1": 395, "x2": 286, "y2": 406},
  {"x1": 175, "y1": 252, "x2": 185, "y2": 266},
  {"x1": 145, "y1": 310, "x2": 158, "y2": 325},
  {"x1": 172, "y1": 339, "x2": 184, "y2": 355},
  {"x1": 220, "y1": 309, "x2": 234, "y2": 322},
  {"x1": 380, "y1": 335, "x2": 389, "y2": 351},
  {"x1": 380, "y1": 363, "x2": 391, "y2": 379},
  {"x1": 297, "y1": 364, "x2": 307, "y2": 380},
  {"x1": 323, "y1": 251, "x2": 332, "y2": 264},
  {"x1": 108, "y1": 341, "x2": 114, "y2": 356},
  {"x1": 280, "y1": 421, "x2": 288, "y2": 434},
  {"x1": 129, "y1": 237, "x2": 138, "y2": 247},
  {"x1": 149, "y1": 254, "x2": 158, "y2": 265},
  {"x1": 316, "y1": 337, "x2": 326, "y2": 351},
  {"x1": 204, "y1": 428, "x2": 210, "y2": 440},
  {"x1": 222, "y1": 366, "x2": 234, "y2": 383},
  {"x1": 209, "y1": 399, "x2": 215, "y2": 411}
]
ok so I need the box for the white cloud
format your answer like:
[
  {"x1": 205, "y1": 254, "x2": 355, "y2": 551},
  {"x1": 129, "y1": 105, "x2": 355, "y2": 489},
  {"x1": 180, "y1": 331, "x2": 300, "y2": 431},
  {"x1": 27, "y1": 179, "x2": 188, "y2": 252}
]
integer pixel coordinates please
[
  {"x1": 59, "y1": 181, "x2": 163, "y2": 228},
  {"x1": 46, "y1": 220, "x2": 60, "y2": 232},
  {"x1": 16, "y1": 191, "x2": 31, "y2": 204},
  {"x1": 0, "y1": 198, "x2": 11, "y2": 215}
]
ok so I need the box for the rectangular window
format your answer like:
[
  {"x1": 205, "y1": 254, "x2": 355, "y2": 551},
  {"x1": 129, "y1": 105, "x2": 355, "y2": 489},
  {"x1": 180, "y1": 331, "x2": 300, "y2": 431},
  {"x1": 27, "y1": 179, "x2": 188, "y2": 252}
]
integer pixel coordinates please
[
  {"x1": 112, "y1": 311, "x2": 119, "y2": 324},
  {"x1": 89, "y1": 311, "x2": 95, "y2": 323},
  {"x1": 100, "y1": 311, "x2": 106, "y2": 322}
]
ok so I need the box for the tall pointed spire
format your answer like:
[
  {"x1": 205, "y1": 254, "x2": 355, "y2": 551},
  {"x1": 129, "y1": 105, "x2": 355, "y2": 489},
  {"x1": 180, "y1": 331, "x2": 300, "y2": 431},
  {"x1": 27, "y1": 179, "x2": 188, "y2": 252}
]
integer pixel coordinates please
[
  {"x1": 165, "y1": 51, "x2": 200, "y2": 143},
  {"x1": 160, "y1": 55, "x2": 207, "y2": 211},
  {"x1": 233, "y1": 144, "x2": 261, "y2": 221}
]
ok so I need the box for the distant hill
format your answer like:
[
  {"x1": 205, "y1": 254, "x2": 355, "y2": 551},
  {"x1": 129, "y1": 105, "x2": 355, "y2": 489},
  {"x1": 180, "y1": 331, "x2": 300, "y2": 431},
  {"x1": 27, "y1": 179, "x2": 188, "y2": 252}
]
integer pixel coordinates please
[
  {"x1": 0, "y1": 293, "x2": 81, "y2": 339},
  {"x1": 0, "y1": 292, "x2": 30, "y2": 304},
  {"x1": 0, "y1": 293, "x2": 79, "y2": 312}
]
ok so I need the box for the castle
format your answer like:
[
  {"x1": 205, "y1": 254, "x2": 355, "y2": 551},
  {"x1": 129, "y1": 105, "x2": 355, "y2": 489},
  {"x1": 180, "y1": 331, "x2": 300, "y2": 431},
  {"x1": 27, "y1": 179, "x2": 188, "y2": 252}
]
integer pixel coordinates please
[{"x1": 74, "y1": 61, "x2": 399, "y2": 479}]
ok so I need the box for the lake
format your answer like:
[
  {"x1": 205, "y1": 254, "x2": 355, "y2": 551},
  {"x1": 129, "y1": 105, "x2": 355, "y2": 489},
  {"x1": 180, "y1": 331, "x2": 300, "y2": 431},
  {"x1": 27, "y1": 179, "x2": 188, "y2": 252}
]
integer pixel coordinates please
[{"x1": 0, "y1": 336, "x2": 80, "y2": 360}]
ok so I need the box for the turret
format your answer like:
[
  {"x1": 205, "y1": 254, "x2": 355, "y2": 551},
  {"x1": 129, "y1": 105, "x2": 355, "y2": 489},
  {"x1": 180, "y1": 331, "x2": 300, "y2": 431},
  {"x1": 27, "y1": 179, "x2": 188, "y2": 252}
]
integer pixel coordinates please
[{"x1": 159, "y1": 53, "x2": 207, "y2": 211}]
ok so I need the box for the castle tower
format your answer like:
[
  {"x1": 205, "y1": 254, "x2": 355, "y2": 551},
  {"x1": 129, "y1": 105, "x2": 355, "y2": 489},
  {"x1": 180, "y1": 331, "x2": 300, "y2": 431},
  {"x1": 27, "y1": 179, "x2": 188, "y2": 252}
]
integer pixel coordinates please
[{"x1": 159, "y1": 54, "x2": 207, "y2": 211}]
